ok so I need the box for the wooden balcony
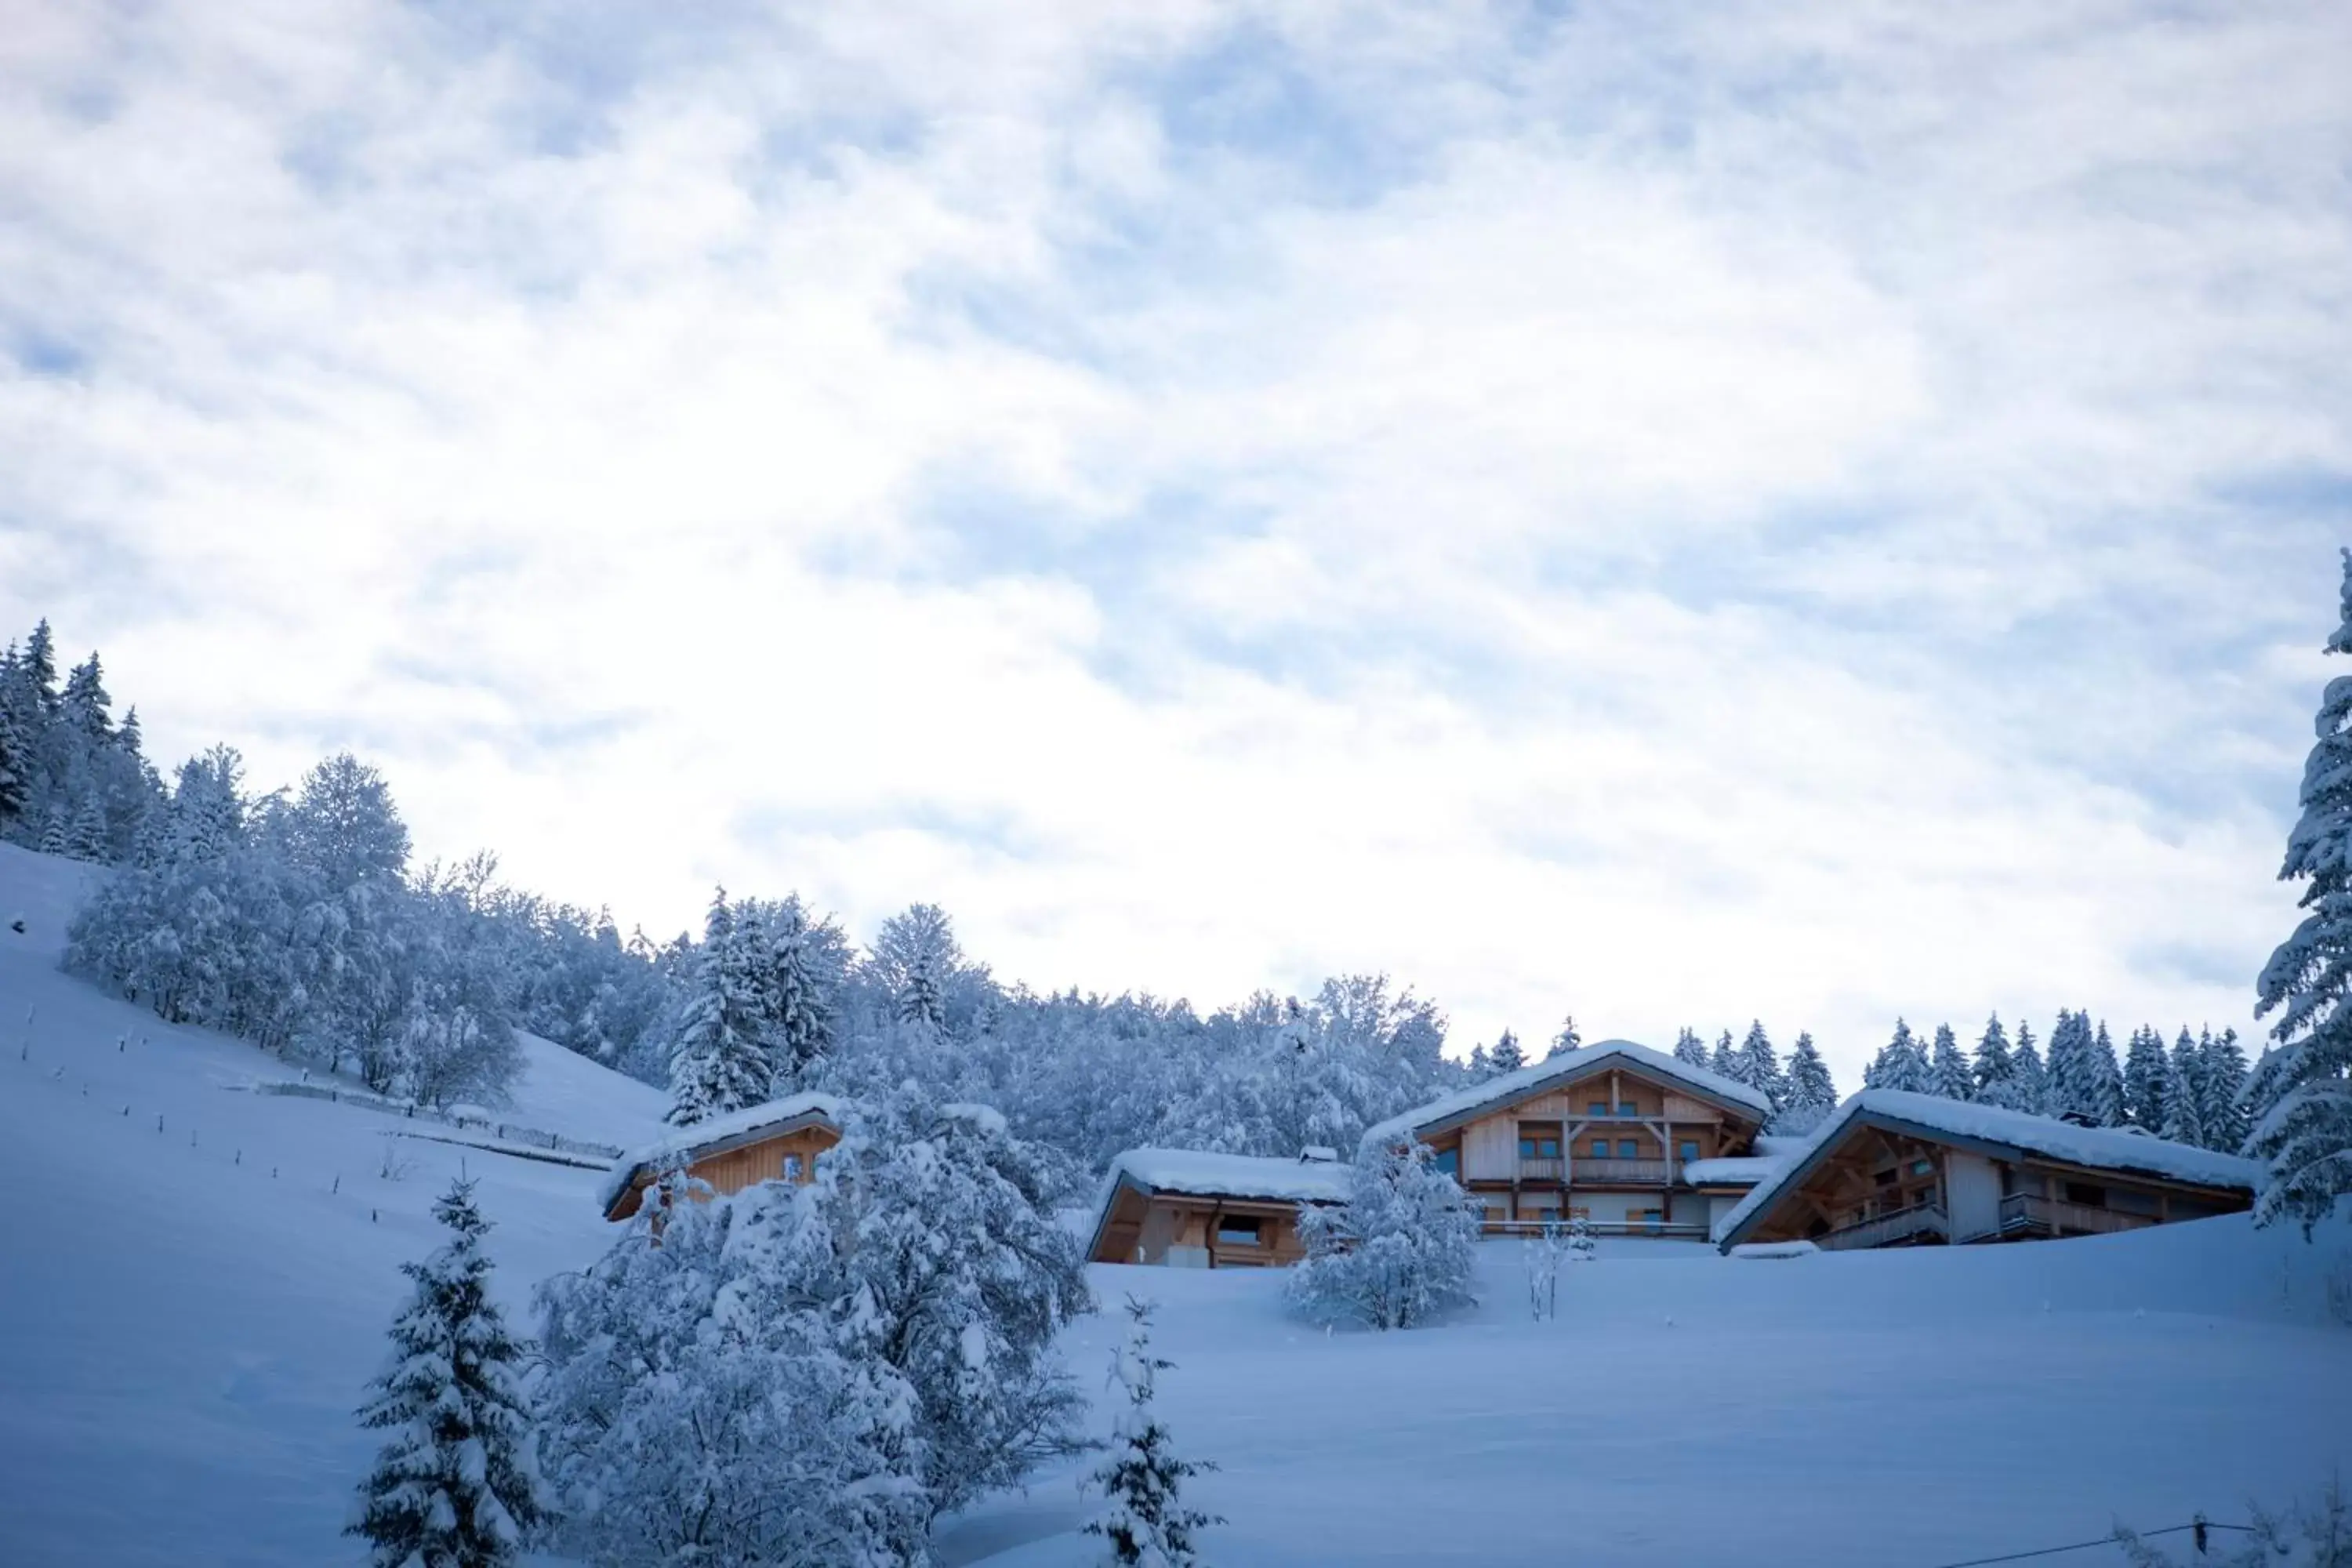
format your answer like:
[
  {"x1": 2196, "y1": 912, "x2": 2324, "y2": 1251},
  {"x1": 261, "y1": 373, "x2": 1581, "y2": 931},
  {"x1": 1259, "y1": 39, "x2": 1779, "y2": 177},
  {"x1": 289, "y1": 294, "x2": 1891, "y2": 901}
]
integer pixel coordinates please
[
  {"x1": 1998, "y1": 1192, "x2": 2155, "y2": 1239},
  {"x1": 1817, "y1": 1202, "x2": 1948, "y2": 1251},
  {"x1": 1483, "y1": 1218, "x2": 1709, "y2": 1241},
  {"x1": 1517, "y1": 1157, "x2": 1565, "y2": 1181},
  {"x1": 1575, "y1": 1158, "x2": 1671, "y2": 1185}
]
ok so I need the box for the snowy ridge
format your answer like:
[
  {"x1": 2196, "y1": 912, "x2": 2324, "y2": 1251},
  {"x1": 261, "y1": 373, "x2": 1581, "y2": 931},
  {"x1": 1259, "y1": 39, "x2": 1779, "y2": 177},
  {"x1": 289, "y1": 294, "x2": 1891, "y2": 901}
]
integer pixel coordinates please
[
  {"x1": 1714, "y1": 1090, "x2": 2266, "y2": 1245},
  {"x1": 1359, "y1": 1037, "x2": 1772, "y2": 1152},
  {"x1": 595, "y1": 1091, "x2": 846, "y2": 1214}
]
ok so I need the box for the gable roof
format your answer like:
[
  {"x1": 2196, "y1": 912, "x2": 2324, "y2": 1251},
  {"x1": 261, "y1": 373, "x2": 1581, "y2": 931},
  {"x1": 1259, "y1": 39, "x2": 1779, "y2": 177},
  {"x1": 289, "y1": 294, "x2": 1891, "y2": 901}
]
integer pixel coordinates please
[
  {"x1": 1359, "y1": 1038, "x2": 1772, "y2": 1152},
  {"x1": 1712, "y1": 1090, "x2": 2263, "y2": 1249},
  {"x1": 1086, "y1": 1147, "x2": 1355, "y2": 1261},
  {"x1": 597, "y1": 1091, "x2": 846, "y2": 1216}
]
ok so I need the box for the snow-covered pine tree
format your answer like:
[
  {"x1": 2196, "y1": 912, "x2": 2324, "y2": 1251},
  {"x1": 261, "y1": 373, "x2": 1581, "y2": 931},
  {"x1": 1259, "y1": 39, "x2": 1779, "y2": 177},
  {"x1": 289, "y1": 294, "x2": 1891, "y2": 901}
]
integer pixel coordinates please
[
  {"x1": 2090, "y1": 1020, "x2": 2125, "y2": 1125},
  {"x1": 350, "y1": 1179, "x2": 543, "y2": 1568},
  {"x1": 1709, "y1": 1029, "x2": 1737, "y2": 1079},
  {"x1": 0, "y1": 699, "x2": 27, "y2": 826},
  {"x1": 1672, "y1": 1027, "x2": 1709, "y2": 1067},
  {"x1": 2122, "y1": 1025, "x2": 2171, "y2": 1130},
  {"x1": 66, "y1": 793, "x2": 107, "y2": 862},
  {"x1": 2045, "y1": 1011, "x2": 2120, "y2": 1124},
  {"x1": 665, "y1": 890, "x2": 774, "y2": 1126},
  {"x1": 2010, "y1": 1021, "x2": 2049, "y2": 1114},
  {"x1": 38, "y1": 808, "x2": 67, "y2": 855},
  {"x1": 1548, "y1": 1014, "x2": 1581, "y2": 1059},
  {"x1": 1289, "y1": 1138, "x2": 1481, "y2": 1330},
  {"x1": 1929, "y1": 1022, "x2": 1973, "y2": 1102},
  {"x1": 2249, "y1": 561, "x2": 2352, "y2": 1227},
  {"x1": 61, "y1": 652, "x2": 112, "y2": 743},
  {"x1": 1864, "y1": 1019, "x2": 1933, "y2": 1094},
  {"x1": 1776, "y1": 1033, "x2": 1838, "y2": 1134},
  {"x1": 1084, "y1": 1298, "x2": 1221, "y2": 1568},
  {"x1": 1489, "y1": 1029, "x2": 1526, "y2": 1075},
  {"x1": 1972, "y1": 1014, "x2": 2020, "y2": 1107},
  {"x1": 1733, "y1": 1021, "x2": 1784, "y2": 1112},
  {"x1": 2201, "y1": 1027, "x2": 2252, "y2": 1152},
  {"x1": 2161, "y1": 1030, "x2": 2208, "y2": 1149},
  {"x1": 21, "y1": 619, "x2": 57, "y2": 713}
]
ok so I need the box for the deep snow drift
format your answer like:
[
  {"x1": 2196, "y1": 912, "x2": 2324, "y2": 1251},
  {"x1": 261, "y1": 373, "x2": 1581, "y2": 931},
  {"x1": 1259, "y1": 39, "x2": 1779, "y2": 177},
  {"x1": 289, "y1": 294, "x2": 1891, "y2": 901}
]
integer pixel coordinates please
[{"x1": 1, "y1": 843, "x2": 2347, "y2": 1568}]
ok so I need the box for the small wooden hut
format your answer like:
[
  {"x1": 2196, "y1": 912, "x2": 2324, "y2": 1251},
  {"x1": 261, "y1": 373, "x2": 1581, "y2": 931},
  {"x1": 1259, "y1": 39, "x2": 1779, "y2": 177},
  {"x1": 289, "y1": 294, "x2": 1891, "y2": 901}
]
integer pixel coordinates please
[
  {"x1": 598, "y1": 1092, "x2": 846, "y2": 1221},
  {"x1": 1087, "y1": 1148, "x2": 1354, "y2": 1268}
]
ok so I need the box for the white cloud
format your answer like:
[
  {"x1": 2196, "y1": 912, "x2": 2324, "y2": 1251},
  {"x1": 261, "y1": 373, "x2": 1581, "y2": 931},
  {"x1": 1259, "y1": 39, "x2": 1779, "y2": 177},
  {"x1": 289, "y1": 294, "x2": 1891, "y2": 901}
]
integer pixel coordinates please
[{"x1": 1, "y1": 0, "x2": 2344, "y2": 1083}]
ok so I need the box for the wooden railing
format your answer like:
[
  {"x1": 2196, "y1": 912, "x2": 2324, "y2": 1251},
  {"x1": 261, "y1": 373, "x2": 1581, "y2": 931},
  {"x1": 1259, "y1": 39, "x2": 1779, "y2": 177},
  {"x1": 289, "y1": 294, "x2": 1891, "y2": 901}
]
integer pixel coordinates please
[
  {"x1": 1576, "y1": 1158, "x2": 1671, "y2": 1185},
  {"x1": 1998, "y1": 1193, "x2": 2155, "y2": 1238},
  {"x1": 1518, "y1": 1157, "x2": 1565, "y2": 1181},
  {"x1": 1817, "y1": 1202, "x2": 1947, "y2": 1251},
  {"x1": 1483, "y1": 1218, "x2": 1709, "y2": 1240}
]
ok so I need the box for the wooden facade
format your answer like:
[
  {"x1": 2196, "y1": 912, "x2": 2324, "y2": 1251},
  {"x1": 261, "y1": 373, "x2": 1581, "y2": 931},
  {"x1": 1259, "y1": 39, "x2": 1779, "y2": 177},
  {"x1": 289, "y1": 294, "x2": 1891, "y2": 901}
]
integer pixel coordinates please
[
  {"x1": 1392, "y1": 1053, "x2": 1769, "y2": 1240},
  {"x1": 1717, "y1": 1101, "x2": 2254, "y2": 1252},
  {"x1": 601, "y1": 1102, "x2": 843, "y2": 1222},
  {"x1": 1086, "y1": 1149, "x2": 1354, "y2": 1268}
]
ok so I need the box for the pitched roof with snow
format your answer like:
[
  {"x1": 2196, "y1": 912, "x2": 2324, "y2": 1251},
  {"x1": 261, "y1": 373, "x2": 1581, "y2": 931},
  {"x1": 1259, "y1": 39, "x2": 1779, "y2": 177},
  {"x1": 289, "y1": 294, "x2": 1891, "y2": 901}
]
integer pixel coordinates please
[
  {"x1": 1712, "y1": 1090, "x2": 2263, "y2": 1249},
  {"x1": 1681, "y1": 1156, "x2": 1783, "y2": 1188},
  {"x1": 597, "y1": 1091, "x2": 846, "y2": 1214},
  {"x1": 1086, "y1": 1146, "x2": 1356, "y2": 1265},
  {"x1": 1359, "y1": 1038, "x2": 1773, "y2": 1152}
]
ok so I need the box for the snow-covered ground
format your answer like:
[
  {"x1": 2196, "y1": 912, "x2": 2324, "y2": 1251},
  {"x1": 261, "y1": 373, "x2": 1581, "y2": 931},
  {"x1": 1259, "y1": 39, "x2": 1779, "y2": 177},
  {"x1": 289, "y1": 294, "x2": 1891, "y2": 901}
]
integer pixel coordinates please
[{"x1": 2, "y1": 842, "x2": 2347, "y2": 1567}]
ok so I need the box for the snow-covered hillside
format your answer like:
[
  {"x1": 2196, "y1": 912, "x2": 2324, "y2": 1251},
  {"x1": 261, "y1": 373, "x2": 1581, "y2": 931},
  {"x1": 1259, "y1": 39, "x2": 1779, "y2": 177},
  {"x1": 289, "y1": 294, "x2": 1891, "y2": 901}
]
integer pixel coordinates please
[{"x1": 2, "y1": 840, "x2": 2347, "y2": 1568}]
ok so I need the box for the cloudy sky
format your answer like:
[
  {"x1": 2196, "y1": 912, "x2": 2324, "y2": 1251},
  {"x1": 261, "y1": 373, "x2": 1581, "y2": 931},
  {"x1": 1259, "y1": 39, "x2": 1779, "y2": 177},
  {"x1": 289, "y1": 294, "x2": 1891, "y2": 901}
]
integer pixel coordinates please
[{"x1": 3, "y1": 1, "x2": 2347, "y2": 1081}]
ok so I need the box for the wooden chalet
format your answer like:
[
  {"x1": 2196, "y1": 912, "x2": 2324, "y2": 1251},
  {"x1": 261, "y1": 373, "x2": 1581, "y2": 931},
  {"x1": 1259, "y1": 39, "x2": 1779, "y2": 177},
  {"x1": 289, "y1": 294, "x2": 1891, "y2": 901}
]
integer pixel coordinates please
[
  {"x1": 1361, "y1": 1039, "x2": 1775, "y2": 1239},
  {"x1": 598, "y1": 1092, "x2": 845, "y2": 1221},
  {"x1": 1714, "y1": 1090, "x2": 2258, "y2": 1253},
  {"x1": 1087, "y1": 1148, "x2": 1354, "y2": 1268}
]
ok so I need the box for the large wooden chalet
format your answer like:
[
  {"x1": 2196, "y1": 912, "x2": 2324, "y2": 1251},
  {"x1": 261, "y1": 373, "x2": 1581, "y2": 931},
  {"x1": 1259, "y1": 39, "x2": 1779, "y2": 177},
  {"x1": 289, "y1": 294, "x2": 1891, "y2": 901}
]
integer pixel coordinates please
[
  {"x1": 597, "y1": 1092, "x2": 845, "y2": 1221},
  {"x1": 1087, "y1": 1148, "x2": 1354, "y2": 1267},
  {"x1": 1362, "y1": 1039, "x2": 1776, "y2": 1239},
  {"x1": 1714, "y1": 1090, "x2": 2258, "y2": 1252}
]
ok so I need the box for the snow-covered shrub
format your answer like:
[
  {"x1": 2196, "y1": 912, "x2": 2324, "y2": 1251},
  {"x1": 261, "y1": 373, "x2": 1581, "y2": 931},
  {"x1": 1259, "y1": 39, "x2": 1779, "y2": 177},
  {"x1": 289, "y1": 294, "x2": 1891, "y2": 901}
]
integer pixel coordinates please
[
  {"x1": 1288, "y1": 1138, "x2": 1481, "y2": 1330},
  {"x1": 2114, "y1": 1478, "x2": 2350, "y2": 1566},
  {"x1": 350, "y1": 1178, "x2": 544, "y2": 1568},
  {"x1": 538, "y1": 1094, "x2": 1091, "y2": 1563},
  {"x1": 1083, "y1": 1297, "x2": 1221, "y2": 1567},
  {"x1": 535, "y1": 1175, "x2": 928, "y2": 1568}
]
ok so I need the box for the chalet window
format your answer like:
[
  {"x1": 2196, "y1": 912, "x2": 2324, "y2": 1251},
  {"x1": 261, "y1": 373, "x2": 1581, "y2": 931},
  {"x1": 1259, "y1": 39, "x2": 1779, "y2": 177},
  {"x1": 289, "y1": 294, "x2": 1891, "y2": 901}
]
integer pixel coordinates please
[
  {"x1": 1519, "y1": 1135, "x2": 1561, "y2": 1160},
  {"x1": 1432, "y1": 1145, "x2": 1459, "y2": 1177},
  {"x1": 1678, "y1": 1141, "x2": 1699, "y2": 1163},
  {"x1": 1875, "y1": 1167, "x2": 1899, "y2": 1187},
  {"x1": 1911, "y1": 1159, "x2": 1934, "y2": 1176},
  {"x1": 1616, "y1": 1139, "x2": 1639, "y2": 1160},
  {"x1": 1617, "y1": 1102, "x2": 1638, "y2": 1116},
  {"x1": 1588, "y1": 1101, "x2": 1611, "y2": 1116},
  {"x1": 1589, "y1": 1139, "x2": 1611, "y2": 1158},
  {"x1": 2063, "y1": 1181, "x2": 2107, "y2": 1208},
  {"x1": 1215, "y1": 1217, "x2": 1263, "y2": 1247}
]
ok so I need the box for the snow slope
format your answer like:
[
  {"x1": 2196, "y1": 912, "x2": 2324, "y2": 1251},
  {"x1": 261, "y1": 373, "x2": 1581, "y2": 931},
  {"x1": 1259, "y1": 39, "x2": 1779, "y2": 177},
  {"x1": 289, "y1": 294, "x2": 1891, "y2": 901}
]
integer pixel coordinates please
[{"x1": 2, "y1": 843, "x2": 2347, "y2": 1568}]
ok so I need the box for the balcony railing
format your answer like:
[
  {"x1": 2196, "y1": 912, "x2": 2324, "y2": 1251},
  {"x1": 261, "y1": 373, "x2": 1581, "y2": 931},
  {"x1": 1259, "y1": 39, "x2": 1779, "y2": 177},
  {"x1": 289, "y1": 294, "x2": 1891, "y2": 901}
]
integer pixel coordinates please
[
  {"x1": 1817, "y1": 1202, "x2": 1948, "y2": 1251},
  {"x1": 1998, "y1": 1192, "x2": 2155, "y2": 1239},
  {"x1": 1517, "y1": 1157, "x2": 1565, "y2": 1181},
  {"x1": 1483, "y1": 1218, "x2": 1708, "y2": 1240},
  {"x1": 1575, "y1": 1158, "x2": 1671, "y2": 1185}
]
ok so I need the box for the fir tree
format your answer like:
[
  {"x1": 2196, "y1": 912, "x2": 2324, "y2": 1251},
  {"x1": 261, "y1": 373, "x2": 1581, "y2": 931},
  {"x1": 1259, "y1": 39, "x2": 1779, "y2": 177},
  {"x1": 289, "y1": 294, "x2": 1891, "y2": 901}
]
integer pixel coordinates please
[
  {"x1": 2045, "y1": 1011, "x2": 2122, "y2": 1125},
  {"x1": 666, "y1": 891, "x2": 774, "y2": 1125},
  {"x1": 0, "y1": 702, "x2": 27, "y2": 825},
  {"x1": 1548, "y1": 1014, "x2": 1581, "y2": 1059},
  {"x1": 1671, "y1": 1027, "x2": 1709, "y2": 1067},
  {"x1": 2247, "y1": 570, "x2": 2352, "y2": 1236},
  {"x1": 2090, "y1": 1021, "x2": 2126, "y2": 1125},
  {"x1": 1864, "y1": 1019, "x2": 1933, "y2": 1094},
  {"x1": 1929, "y1": 1022, "x2": 1973, "y2": 1102},
  {"x1": 1083, "y1": 1298, "x2": 1221, "y2": 1567},
  {"x1": 350, "y1": 1179, "x2": 543, "y2": 1568},
  {"x1": 1709, "y1": 1029, "x2": 1737, "y2": 1079},
  {"x1": 38, "y1": 807, "x2": 67, "y2": 855},
  {"x1": 2200, "y1": 1027, "x2": 2252, "y2": 1153},
  {"x1": 2161, "y1": 1032, "x2": 2208, "y2": 1149},
  {"x1": 1488, "y1": 1029, "x2": 1525, "y2": 1075},
  {"x1": 1733, "y1": 1021, "x2": 1784, "y2": 1111},
  {"x1": 758, "y1": 897, "x2": 837, "y2": 1091},
  {"x1": 2122, "y1": 1025, "x2": 2171, "y2": 1130},
  {"x1": 67, "y1": 794, "x2": 107, "y2": 862},
  {"x1": 2010, "y1": 1021, "x2": 2049, "y2": 1115},
  {"x1": 1972, "y1": 1014, "x2": 2018, "y2": 1105},
  {"x1": 21, "y1": 619, "x2": 56, "y2": 711},
  {"x1": 61, "y1": 653, "x2": 112, "y2": 742},
  {"x1": 1777, "y1": 1032, "x2": 1838, "y2": 1134}
]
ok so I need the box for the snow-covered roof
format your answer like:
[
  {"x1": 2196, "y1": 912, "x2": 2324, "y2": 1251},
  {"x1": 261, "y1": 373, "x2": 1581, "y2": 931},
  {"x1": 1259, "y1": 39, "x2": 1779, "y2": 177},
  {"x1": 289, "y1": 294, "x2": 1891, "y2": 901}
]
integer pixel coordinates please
[
  {"x1": 1681, "y1": 1156, "x2": 1782, "y2": 1188},
  {"x1": 1100, "y1": 1147, "x2": 1359, "y2": 1206},
  {"x1": 597, "y1": 1091, "x2": 846, "y2": 1214},
  {"x1": 1713, "y1": 1090, "x2": 2264, "y2": 1249},
  {"x1": 1359, "y1": 1038, "x2": 1773, "y2": 1152}
]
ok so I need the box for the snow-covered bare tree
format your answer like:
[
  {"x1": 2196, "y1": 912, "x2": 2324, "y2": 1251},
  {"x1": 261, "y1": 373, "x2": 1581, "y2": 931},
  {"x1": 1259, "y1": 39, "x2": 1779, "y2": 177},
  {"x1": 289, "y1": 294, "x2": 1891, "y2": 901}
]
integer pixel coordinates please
[
  {"x1": 1083, "y1": 1298, "x2": 1221, "y2": 1568},
  {"x1": 350, "y1": 1180, "x2": 543, "y2": 1568},
  {"x1": 1289, "y1": 1138, "x2": 1481, "y2": 1331}
]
